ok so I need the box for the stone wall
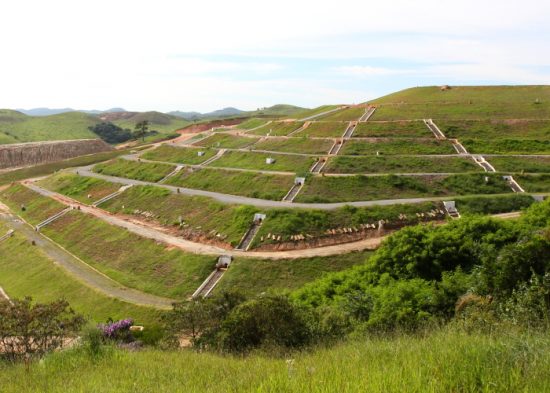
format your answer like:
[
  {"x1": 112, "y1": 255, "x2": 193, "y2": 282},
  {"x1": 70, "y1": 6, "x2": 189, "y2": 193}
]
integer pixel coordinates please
[{"x1": 0, "y1": 139, "x2": 113, "y2": 169}]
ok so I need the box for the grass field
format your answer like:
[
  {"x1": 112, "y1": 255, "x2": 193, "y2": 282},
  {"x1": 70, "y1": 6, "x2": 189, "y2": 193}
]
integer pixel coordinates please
[
  {"x1": 340, "y1": 139, "x2": 457, "y2": 155},
  {"x1": 514, "y1": 174, "x2": 550, "y2": 192},
  {"x1": 461, "y1": 138, "x2": 550, "y2": 154},
  {"x1": 193, "y1": 133, "x2": 259, "y2": 149},
  {"x1": 0, "y1": 183, "x2": 66, "y2": 225},
  {"x1": 0, "y1": 111, "x2": 98, "y2": 143},
  {"x1": 325, "y1": 156, "x2": 481, "y2": 174},
  {"x1": 253, "y1": 137, "x2": 333, "y2": 154},
  {"x1": 93, "y1": 159, "x2": 176, "y2": 182},
  {"x1": 0, "y1": 148, "x2": 135, "y2": 186},
  {"x1": 0, "y1": 222, "x2": 159, "y2": 325},
  {"x1": 216, "y1": 251, "x2": 371, "y2": 295},
  {"x1": 101, "y1": 185, "x2": 255, "y2": 247},
  {"x1": 38, "y1": 172, "x2": 121, "y2": 204},
  {"x1": 112, "y1": 111, "x2": 190, "y2": 134},
  {"x1": 210, "y1": 151, "x2": 315, "y2": 173},
  {"x1": 353, "y1": 121, "x2": 432, "y2": 138},
  {"x1": 320, "y1": 107, "x2": 365, "y2": 121},
  {"x1": 440, "y1": 119, "x2": 550, "y2": 140},
  {"x1": 249, "y1": 121, "x2": 305, "y2": 136},
  {"x1": 295, "y1": 173, "x2": 511, "y2": 203},
  {"x1": 236, "y1": 118, "x2": 269, "y2": 130},
  {"x1": 371, "y1": 86, "x2": 550, "y2": 120},
  {"x1": 41, "y1": 210, "x2": 215, "y2": 299},
  {"x1": 2, "y1": 329, "x2": 548, "y2": 392},
  {"x1": 297, "y1": 121, "x2": 348, "y2": 137},
  {"x1": 141, "y1": 145, "x2": 217, "y2": 165},
  {"x1": 165, "y1": 167, "x2": 294, "y2": 200},
  {"x1": 489, "y1": 156, "x2": 550, "y2": 173}
]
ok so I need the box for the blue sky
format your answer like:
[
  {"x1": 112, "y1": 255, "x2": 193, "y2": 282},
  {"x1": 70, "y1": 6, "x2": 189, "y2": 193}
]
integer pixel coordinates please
[{"x1": 1, "y1": 0, "x2": 549, "y2": 112}]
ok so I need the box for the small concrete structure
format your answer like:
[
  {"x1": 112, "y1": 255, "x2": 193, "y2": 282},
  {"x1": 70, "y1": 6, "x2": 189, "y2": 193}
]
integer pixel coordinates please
[
  {"x1": 216, "y1": 255, "x2": 233, "y2": 269},
  {"x1": 532, "y1": 195, "x2": 546, "y2": 202},
  {"x1": 254, "y1": 213, "x2": 267, "y2": 223},
  {"x1": 197, "y1": 151, "x2": 205, "y2": 157},
  {"x1": 443, "y1": 201, "x2": 460, "y2": 218},
  {"x1": 294, "y1": 177, "x2": 305, "y2": 185},
  {"x1": 266, "y1": 157, "x2": 276, "y2": 164}
]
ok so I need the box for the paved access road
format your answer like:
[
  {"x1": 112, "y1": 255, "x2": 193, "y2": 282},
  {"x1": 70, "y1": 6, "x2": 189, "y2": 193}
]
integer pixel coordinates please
[{"x1": 0, "y1": 204, "x2": 174, "y2": 309}]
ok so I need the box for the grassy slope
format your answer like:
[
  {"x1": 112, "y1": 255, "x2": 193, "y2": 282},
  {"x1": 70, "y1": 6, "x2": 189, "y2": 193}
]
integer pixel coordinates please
[
  {"x1": 340, "y1": 139, "x2": 457, "y2": 155},
  {"x1": 0, "y1": 111, "x2": 98, "y2": 143},
  {"x1": 296, "y1": 174, "x2": 511, "y2": 203},
  {"x1": 320, "y1": 107, "x2": 365, "y2": 121},
  {"x1": 0, "y1": 183, "x2": 66, "y2": 225},
  {"x1": 165, "y1": 167, "x2": 294, "y2": 200},
  {"x1": 515, "y1": 174, "x2": 550, "y2": 192},
  {"x1": 439, "y1": 119, "x2": 550, "y2": 139},
  {"x1": 112, "y1": 112, "x2": 189, "y2": 133},
  {"x1": 291, "y1": 105, "x2": 340, "y2": 120},
  {"x1": 253, "y1": 137, "x2": 333, "y2": 155},
  {"x1": 236, "y1": 118, "x2": 269, "y2": 130},
  {"x1": 2, "y1": 330, "x2": 548, "y2": 392},
  {"x1": 297, "y1": 121, "x2": 348, "y2": 137},
  {"x1": 325, "y1": 156, "x2": 481, "y2": 174},
  {"x1": 216, "y1": 251, "x2": 371, "y2": 295},
  {"x1": 93, "y1": 159, "x2": 176, "y2": 182},
  {"x1": 38, "y1": 172, "x2": 121, "y2": 203},
  {"x1": 461, "y1": 139, "x2": 550, "y2": 154},
  {"x1": 194, "y1": 133, "x2": 258, "y2": 149},
  {"x1": 371, "y1": 86, "x2": 550, "y2": 120},
  {"x1": 210, "y1": 150, "x2": 314, "y2": 173},
  {"x1": 489, "y1": 156, "x2": 550, "y2": 173},
  {"x1": 353, "y1": 121, "x2": 432, "y2": 138},
  {"x1": 0, "y1": 222, "x2": 159, "y2": 325},
  {"x1": 141, "y1": 145, "x2": 217, "y2": 165},
  {"x1": 249, "y1": 121, "x2": 305, "y2": 136},
  {"x1": 42, "y1": 210, "x2": 215, "y2": 299}
]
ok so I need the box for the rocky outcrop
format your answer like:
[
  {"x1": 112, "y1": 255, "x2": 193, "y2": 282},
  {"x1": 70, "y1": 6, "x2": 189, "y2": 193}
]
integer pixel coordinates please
[{"x1": 0, "y1": 139, "x2": 113, "y2": 169}]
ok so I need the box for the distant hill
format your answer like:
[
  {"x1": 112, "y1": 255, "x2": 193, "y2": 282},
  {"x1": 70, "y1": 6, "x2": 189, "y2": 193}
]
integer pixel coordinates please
[
  {"x1": 169, "y1": 104, "x2": 305, "y2": 121},
  {"x1": 99, "y1": 111, "x2": 190, "y2": 133},
  {"x1": 17, "y1": 108, "x2": 127, "y2": 116}
]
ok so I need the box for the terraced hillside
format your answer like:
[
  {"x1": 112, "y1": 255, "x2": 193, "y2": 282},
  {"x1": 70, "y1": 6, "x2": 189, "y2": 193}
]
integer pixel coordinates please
[{"x1": 1, "y1": 85, "x2": 550, "y2": 328}]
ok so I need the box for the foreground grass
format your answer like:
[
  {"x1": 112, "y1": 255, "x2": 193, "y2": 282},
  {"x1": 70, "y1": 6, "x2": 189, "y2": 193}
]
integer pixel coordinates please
[
  {"x1": 0, "y1": 222, "x2": 159, "y2": 325},
  {"x1": 38, "y1": 172, "x2": 121, "y2": 203},
  {"x1": 0, "y1": 183, "x2": 66, "y2": 225},
  {"x1": 1, "y1": 329, "x2": 548, "y2": 392}
]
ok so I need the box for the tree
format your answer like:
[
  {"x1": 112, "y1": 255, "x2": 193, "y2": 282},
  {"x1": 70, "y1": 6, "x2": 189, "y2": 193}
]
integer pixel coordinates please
[
  {"x1": 134, "y1": 120, "x2": 149, "y2": 141},
  {"x1": 0, "y1": 297, "x2": 85, "y2": 362}
]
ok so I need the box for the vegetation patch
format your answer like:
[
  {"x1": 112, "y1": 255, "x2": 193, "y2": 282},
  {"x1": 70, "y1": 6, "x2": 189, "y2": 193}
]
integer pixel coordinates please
[
  {"x1": 93, "y1": 159, "x2": 175, "y2": 182},
  {"x1": 325, "y1": 156, "x2": 481, "y2": 174},
  {"x1": 216, "y1": 251, "x2": 372, "y2": 295},
  {"x1": 292, "y1": 105, "x2": 340, "y2": 120},
  {"x1": 341, "y1": 139, "x2": 457, "y2": 155},
  {"x1": 297, "y1": 121, "x2": 348, "y2": 137},
  {"x1": 0, "y1": 184, "x2": 66, "y2": 225},
  {"x1": 102, "y1": 185, "x2": 256, "y2": 247},
  {"x1": 249, "y1": 121, "x2": 304, "y2": 136},
  {"x1": 320, "y1": 107, "x2": 365, "y2": 121},
  {"x1": 141, "y1": 145, "x2": 217, "y2": 165},
  {"x1": 514, "y1": 174, "x2": 550, "y2": 192},
  {"x1": 38, "y1": 172, "x2": 120, "y2": 204},
  {"x1": 454, "y1": 194, "x2": 536, "y2": 215},
  {"x1": 461, "y1": 139, "x2": 550, "y2": 154},
  {"x1": 253, "y1": 137, "x2": 333, "y2": 154},
  {"x1": 489, "y1": 156, "x2": 550, "y2": 173},
  {"x1": 210, "y1": 150, "x2": 314, "y2": 173},
  {"x1": 236, "y1": 118, "x2": 268, "y2": 130},
  {"x1": 165, "y1": 167, "x2": 294, "y2": 200},
  {"x1": 296, "y1": 173, "x2": 511, "y2": 203},
  {"x1": 440, "y1": 119, "x2": 550, "y2": 140},
  {"x1": 353, "y1": 121, "x2": 432, "y2": 138},
  {"x1": 41, "y1": 210, "x2": 215, "y2": 299},
  {"x1": 194, "y1": 133, "x2": 258, "y2": 149}
]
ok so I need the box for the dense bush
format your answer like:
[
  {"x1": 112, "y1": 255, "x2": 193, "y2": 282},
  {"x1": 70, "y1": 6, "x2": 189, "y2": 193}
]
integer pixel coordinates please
[{"x1": 89, "y1": 122, "x2": 133, "y2": 144}]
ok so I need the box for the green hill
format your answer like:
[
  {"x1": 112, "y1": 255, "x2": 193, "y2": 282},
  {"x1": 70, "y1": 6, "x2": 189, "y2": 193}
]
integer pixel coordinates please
[
  {"x1": 370, "y1": 85, "x2": 550, "y2": 120},
  {"x1": 104, "y1": 111, "x2": 190, "y2": 133},
  {"x1": 0, "y1": 110, "x2": 99, "y2": 143}
]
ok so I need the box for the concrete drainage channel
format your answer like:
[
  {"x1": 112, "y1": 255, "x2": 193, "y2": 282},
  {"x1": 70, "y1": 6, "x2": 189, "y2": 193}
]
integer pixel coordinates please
[
  {"x1": 424, "y1": 119, "x2": 446, "y2": 139},
  {"x1": 0, "y1": 229, "x2": 14, "y2": 243},
  {"x1": 159, "y1": 166, "x2": 184, "y2": 184},
  {"x1": 200, "y1": 149, "x2": 226, "y2": 166},
  {"x1": 93, "y1": 185, "x2": 134, "y2": 207},
  {"x1": 328, "y1": 140, "x2": 344, "y2": 155},
  {"x1": 282, "y1": 178, "x2": 305, "y2": 202},
  {"x1": 35, "y1": 207, "x2": 73, "y2": 232},
  {"x1": 342, "y1": 122, "x2": 357, "y2": 138},
  {"x1": 235, "y1": 213, "x2": 266, "y2": 251},
  {"x1": 192, "y1": 256, "x2": 233, "y2": 298},
  {"x1": 358, "y1": 106, "x2": 376, "y2": 122},
  {"x1": 310, "y1": 158, "x2": 327, "y2": 173}
]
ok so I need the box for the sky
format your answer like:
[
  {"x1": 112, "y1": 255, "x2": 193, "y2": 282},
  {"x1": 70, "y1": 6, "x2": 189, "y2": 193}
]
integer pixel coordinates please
[{"x1": 1, "y1": 0, "x2": 549, "y2": 112}]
